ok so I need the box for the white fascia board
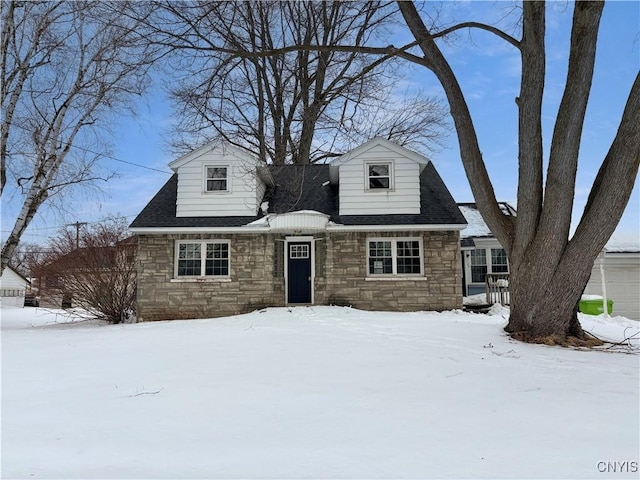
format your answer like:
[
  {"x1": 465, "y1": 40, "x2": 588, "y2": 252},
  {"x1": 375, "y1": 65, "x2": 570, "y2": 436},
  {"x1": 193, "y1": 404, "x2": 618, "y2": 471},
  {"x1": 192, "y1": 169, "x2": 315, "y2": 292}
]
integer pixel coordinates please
[
  {"x1": 604, "y1": 251, "x2": 640, "y2": 259},
  {"x1": 168, "y1": 141, "x2": 258, "y2": 171},
  {"x1": 326, "y1": 223, "x2": 467, "y2": 232},
  {"x1": 129, "y1": 226, "x2": 271, "y2": 235},
  {"x1": 331, "y1": 137, "x2": 431, "y2": 167},
  {"x1": 130, "y1": 223, "x2": 467, "y2": 234}
]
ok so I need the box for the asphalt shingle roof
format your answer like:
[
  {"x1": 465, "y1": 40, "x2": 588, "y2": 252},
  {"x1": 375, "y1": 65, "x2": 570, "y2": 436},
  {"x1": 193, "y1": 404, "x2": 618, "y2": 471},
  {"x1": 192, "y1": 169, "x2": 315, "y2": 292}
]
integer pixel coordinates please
[{"x1": 130, "y1": 163, "x2": 466, "y2": 229}]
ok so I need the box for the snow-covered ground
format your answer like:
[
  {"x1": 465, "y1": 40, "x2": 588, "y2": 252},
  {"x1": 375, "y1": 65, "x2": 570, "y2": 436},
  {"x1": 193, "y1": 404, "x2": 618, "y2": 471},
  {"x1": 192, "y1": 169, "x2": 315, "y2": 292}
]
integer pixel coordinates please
[{"x1": 2, "y1": 305, "x2": 639, "y2": 479}]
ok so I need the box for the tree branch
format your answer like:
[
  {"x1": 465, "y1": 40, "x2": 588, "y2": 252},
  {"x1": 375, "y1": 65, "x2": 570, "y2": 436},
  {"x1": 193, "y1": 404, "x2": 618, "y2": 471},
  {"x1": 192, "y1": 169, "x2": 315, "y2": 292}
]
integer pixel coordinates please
[
  {"x1": 537, "y1": 1, "x2": 604, "y2": 265},
  {"x1": 432, "y1": 21, "x2": 521, "y2": 49},
  {"x1": 511, "y1": 1, "x2": 545, "y2": 264},
  {"x1": 397, "y1": 1, "x2": 512, "y2": 247}
]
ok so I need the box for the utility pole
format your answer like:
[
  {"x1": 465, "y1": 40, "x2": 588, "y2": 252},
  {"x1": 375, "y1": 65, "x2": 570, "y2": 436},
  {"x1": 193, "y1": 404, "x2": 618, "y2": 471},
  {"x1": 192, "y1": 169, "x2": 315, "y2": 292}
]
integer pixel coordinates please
[{"x1": 66, "y1": 222, "x2": 88, "y2": 249}]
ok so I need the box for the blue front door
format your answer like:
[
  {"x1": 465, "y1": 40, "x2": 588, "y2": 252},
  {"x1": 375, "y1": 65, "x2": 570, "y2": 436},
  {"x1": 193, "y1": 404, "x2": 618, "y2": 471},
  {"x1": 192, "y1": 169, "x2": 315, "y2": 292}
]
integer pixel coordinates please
[{"x1": 287, "y1": 242, "x2": 312, "y2": 304}]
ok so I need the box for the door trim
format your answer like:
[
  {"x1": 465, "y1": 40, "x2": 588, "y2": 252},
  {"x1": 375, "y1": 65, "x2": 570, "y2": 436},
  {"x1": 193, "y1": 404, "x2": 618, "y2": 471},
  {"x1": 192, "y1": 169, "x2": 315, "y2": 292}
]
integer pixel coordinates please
[{"x1": 285, "y1": 236, "x2": 314, "y2": 304}]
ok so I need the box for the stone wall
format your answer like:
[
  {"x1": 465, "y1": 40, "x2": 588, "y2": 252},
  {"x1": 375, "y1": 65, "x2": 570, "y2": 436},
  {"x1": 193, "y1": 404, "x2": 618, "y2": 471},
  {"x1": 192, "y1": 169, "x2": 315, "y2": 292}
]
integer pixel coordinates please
[
  {"x1": 324, "y1": 231, "x2": 462, "y2": 312},
  {"x1": 135, "y1": 229, "x2": 462, "y2": 321},
  {"x1": 136, "y1": 233, "x2": 286, "y2": 321}
]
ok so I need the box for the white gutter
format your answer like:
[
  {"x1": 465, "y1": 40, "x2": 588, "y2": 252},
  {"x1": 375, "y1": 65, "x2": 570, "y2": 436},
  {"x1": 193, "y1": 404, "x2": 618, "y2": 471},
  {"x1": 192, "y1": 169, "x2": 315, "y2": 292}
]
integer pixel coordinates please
[
  {"x1": 326, "y1": 223, "x2": 467, "y2": 232},
  {"x1": 129, "y1": 226, "x2": 272, "y2": 234},
  {"x1": 130, "y1": 223, "x2": 468, "y2": 234},
  {"x1": 327, "y1": 224, "x2": 466, "y2": 232}
]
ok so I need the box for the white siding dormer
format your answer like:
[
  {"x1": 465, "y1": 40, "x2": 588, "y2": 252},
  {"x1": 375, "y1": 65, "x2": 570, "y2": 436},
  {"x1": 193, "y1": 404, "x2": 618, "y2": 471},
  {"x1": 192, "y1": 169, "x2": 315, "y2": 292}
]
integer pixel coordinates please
[
  {"x1": 169, "y1": 141, "x2": 266, "y2": 217},
  {"x1": 331, "y1": 138, "x2": 428, "y2": 216}
]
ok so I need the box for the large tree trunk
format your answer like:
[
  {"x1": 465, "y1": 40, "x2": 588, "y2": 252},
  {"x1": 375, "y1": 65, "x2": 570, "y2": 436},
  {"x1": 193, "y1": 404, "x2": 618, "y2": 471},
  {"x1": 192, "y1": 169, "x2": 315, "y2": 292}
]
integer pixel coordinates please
[
  {"x1": 505, "y1": 254, "x2": 592, "y2": 342},
  {"x1": 398, "y1": 1, "x2": 639, "y2": 344}
]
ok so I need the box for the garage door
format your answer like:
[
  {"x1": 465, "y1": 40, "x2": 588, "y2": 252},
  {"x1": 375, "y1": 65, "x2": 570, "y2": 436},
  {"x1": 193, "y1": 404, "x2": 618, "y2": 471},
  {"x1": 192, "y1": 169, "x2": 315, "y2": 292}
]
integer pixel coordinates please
[{"x1": 584, "y1": 254, "x2": 640, "y2": 320}]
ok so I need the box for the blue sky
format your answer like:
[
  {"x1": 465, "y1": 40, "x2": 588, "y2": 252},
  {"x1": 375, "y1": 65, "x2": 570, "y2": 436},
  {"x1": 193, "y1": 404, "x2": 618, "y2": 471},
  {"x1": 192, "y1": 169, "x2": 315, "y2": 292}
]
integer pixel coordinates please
[{"x1": 3, "y1": 1, "x2": 639, "y2": 246}]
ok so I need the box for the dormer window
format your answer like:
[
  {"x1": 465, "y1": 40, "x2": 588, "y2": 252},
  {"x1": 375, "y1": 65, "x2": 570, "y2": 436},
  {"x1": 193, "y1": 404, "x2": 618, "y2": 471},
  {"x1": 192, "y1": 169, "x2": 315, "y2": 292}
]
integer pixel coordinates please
[
  {"x1": 366, "y1": 162, "x2": 392, "y2": 190},
  {"x1": 205, "y1": 166, "x2": 228, "y2": 192}
]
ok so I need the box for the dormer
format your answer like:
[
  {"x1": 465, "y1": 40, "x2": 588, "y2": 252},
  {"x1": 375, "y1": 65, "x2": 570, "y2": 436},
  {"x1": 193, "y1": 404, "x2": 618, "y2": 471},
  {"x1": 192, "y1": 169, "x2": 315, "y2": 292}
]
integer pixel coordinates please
[
  {"x1": 169, "y1": 141, "x2": 270, "y2": 217},
  {"x1": 329, "y1": 137, "x2": 430, "y2": 215}
]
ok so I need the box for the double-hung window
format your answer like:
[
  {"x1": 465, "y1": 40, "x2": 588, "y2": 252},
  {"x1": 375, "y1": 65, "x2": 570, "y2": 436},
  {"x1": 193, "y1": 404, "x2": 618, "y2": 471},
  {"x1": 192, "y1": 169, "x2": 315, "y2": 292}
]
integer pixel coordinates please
[
  {"x1": 366, "y1": 162, "x2": 392, "y2": 190},
  {"x1": 176, "y1": 240, "x2": 230, "y2": 278},
  {"x1": 469, "y1": 247, "x2": 508, "y2": 283},
  {"x1": 470, "y1": 249, "x2": 487, "y2": 283},
  {"x1": 368, "y1": 238, "x2": 422, "y2": 276},
  {"x1": 491, "y1": 248, "x2": 508, "y2": 273},
  {"x1": 204, "y1": 166, "x2": 228, "y2": 192}
]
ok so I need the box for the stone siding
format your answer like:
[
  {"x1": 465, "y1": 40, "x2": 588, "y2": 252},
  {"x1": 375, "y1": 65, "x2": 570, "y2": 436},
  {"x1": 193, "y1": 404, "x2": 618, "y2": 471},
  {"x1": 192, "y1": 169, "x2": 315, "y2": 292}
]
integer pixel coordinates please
[
  {"x1": 325, "y1": 231, "x2": 462, "y2": 311},
  {"x1": 136, "y1": 230, "x2": 462, "y2": 321},
  {"x1": 136, "y1": 233, "x2": 286, "y2": 321}
]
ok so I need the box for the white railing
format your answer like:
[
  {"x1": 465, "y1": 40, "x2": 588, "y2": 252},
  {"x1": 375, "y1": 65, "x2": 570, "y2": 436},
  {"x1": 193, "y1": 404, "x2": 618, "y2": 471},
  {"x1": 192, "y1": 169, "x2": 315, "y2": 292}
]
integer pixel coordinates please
[{"x1": 486, "y1": 274, "x2": 510, "y2": 306}]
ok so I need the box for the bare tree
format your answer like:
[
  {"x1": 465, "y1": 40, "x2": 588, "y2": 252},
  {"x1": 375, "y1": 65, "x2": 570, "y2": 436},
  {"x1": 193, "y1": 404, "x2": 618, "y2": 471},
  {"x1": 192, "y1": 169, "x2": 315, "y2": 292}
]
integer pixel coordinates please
[
  {"x1": 0, "y1": 1, "x2": 156, "y2": 274},
  {"x1": 35, "y1": 216, "x2": 137, "y2": 323},
  {"x1": 6, "y1": 241, "x2": 47, "y2": 279},
  {"x1": 141, "y1": 1, "x2": 447, "y2": 164},
  {"x1": 394, "y1": 1, "x2": 639, "y2": 343}
]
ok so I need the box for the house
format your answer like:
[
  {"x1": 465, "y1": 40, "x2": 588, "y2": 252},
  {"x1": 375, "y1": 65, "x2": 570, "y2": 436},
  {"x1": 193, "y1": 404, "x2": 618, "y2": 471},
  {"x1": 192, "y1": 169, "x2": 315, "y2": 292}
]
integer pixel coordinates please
[
  {"x1": 458, "y1": 202, "x2": 515, "y2": 298},
  {"x1": 33, "y1": 237, "x2": 137, "y2": 309},
  {"x1": 459, "y1": 204, "x2": 639, "y2": 319},
  {"x1": 130, "y1": 138, "x2": 467, "y2": 321},
  {"x1": 583, "y1": 239, "x2": 640, "y2": 320},
  {"x1": 0, "y1": 266, "x2": 29, "y2": 307}
]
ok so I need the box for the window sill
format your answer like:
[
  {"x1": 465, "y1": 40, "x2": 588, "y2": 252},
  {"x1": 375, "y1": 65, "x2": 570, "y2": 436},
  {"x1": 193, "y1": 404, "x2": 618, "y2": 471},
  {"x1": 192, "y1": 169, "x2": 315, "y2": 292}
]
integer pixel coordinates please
[
  {"x1": 365, "y1": 276, "x2": 428, "y2": 281},
  {"x1": 171, "y1": 277, "x2": 232, "y2": 283}
]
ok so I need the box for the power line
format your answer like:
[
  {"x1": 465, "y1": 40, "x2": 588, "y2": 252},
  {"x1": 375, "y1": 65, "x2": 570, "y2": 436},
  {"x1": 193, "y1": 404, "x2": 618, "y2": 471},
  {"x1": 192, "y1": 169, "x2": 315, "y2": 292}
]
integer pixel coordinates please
[
  {"x1": 1, "y1": 214, "x2": 140, "y2": 235},
  {"x1": 79, "y1": 146, "x2": 172, "y2": 174},
  {"x1": 7, "y1": 123, "x2": 173, "y2": 174}
]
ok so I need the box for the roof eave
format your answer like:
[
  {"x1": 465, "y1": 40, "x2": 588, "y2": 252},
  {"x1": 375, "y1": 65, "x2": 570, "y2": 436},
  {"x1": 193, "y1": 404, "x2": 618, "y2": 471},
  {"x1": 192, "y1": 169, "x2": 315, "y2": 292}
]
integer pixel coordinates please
[
  {"x1": 130, "y1": 226, "x2": 272, "y2": 234},
  {"x1": 327, "y1": 223, "x2": 467, "y2": 232},
  {"x1": 130, "y1": 223, "x2": 467, "y2": 235}
]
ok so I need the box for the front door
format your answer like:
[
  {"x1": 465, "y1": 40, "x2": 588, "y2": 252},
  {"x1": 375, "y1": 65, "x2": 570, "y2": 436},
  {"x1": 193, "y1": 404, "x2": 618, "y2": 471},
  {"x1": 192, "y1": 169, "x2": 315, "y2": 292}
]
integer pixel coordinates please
[{"x1": 287, "y1": 242, "x2": 312, "y2": 304}]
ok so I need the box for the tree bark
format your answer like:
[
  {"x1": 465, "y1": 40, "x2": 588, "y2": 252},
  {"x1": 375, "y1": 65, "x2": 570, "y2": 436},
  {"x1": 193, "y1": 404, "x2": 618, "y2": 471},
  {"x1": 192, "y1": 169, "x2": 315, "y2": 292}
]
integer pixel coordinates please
[{"x1": 398, "y1": 0, "x2": 639, "y2": 343}]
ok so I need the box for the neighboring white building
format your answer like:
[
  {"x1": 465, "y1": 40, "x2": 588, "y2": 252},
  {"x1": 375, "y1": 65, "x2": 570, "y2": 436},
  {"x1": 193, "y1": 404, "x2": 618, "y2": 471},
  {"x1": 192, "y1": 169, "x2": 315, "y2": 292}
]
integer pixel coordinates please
[
  {"x1": 583, "y1": 237, "x2": 640, "y2": 320},
  {"x1": 458, "y1": 203, "x2": 515, "y2": 297},
  {"x1": 459, "y1": 205, "x2": 640, "y2": 319},
  {"x1": 0, "y1": 266, "x2": 28, "y2": 307}
]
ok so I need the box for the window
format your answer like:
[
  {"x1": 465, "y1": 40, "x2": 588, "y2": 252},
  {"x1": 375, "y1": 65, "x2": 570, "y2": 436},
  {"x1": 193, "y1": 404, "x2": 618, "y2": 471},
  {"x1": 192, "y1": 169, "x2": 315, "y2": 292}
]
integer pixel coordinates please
[
  {"x1": 491, "y1": 248, "x2": 508, "y2": 273},
  {"x1": 273, "y1": 241, "x2": 284, "y2": 278},
  {"x1": 366, "y1": 163, "x2": 392, "y2": 190},
  {"x1": 176, "y1": 241, "x2": 229, "y2": 277},
  {"x1": 369, "y1": 241, "x2": 393, "y2": 274},
  {"x1": 205, "y1": 166, "x2": 228, "y2": 192},
  {"x1": 396, "y1": 240, "x2": 422, "y2": 274},
  {"x1": 470, "y1": 249, "x2": 487, "y2": 283},
  {"x1": 469, "y1": 247, "x2": 509, "y2": 283},
  {"x1": 368, "y1": 238, "x2": 422, "y2": 276},
  {"x1": 289, "y1": 244, "x2": 309, "y2": 259}
]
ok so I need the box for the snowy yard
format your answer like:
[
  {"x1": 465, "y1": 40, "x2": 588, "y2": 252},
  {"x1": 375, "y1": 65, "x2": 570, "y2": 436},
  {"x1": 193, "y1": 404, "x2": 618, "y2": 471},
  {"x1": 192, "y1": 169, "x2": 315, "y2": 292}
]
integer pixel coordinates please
[{"x1": 2, "y1": 305, "x2": 639, "y2": 479}]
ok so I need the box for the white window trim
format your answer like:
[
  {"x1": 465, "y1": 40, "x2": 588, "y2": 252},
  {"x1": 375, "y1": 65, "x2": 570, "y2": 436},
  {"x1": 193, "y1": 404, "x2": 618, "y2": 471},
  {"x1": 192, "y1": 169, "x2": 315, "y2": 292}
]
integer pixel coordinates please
[
  {"x1": 174, "y1": 239, "x2": 231, "y2": 279},
  {"x1": 364, "y1": 160, "x2": 394, "y2": 191},
  {"x1": 490, "y1": 247, "x2": 509, "y2": 273},
  {"x1": 203, "y1": 164, "x2": 231, "y2": 193},
  {"x1": 467, "y1": 247, "x2": 509, "y2": 284},
  {"x1": 366, "y1": 237, "x2": 424, "y2": 277}
]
